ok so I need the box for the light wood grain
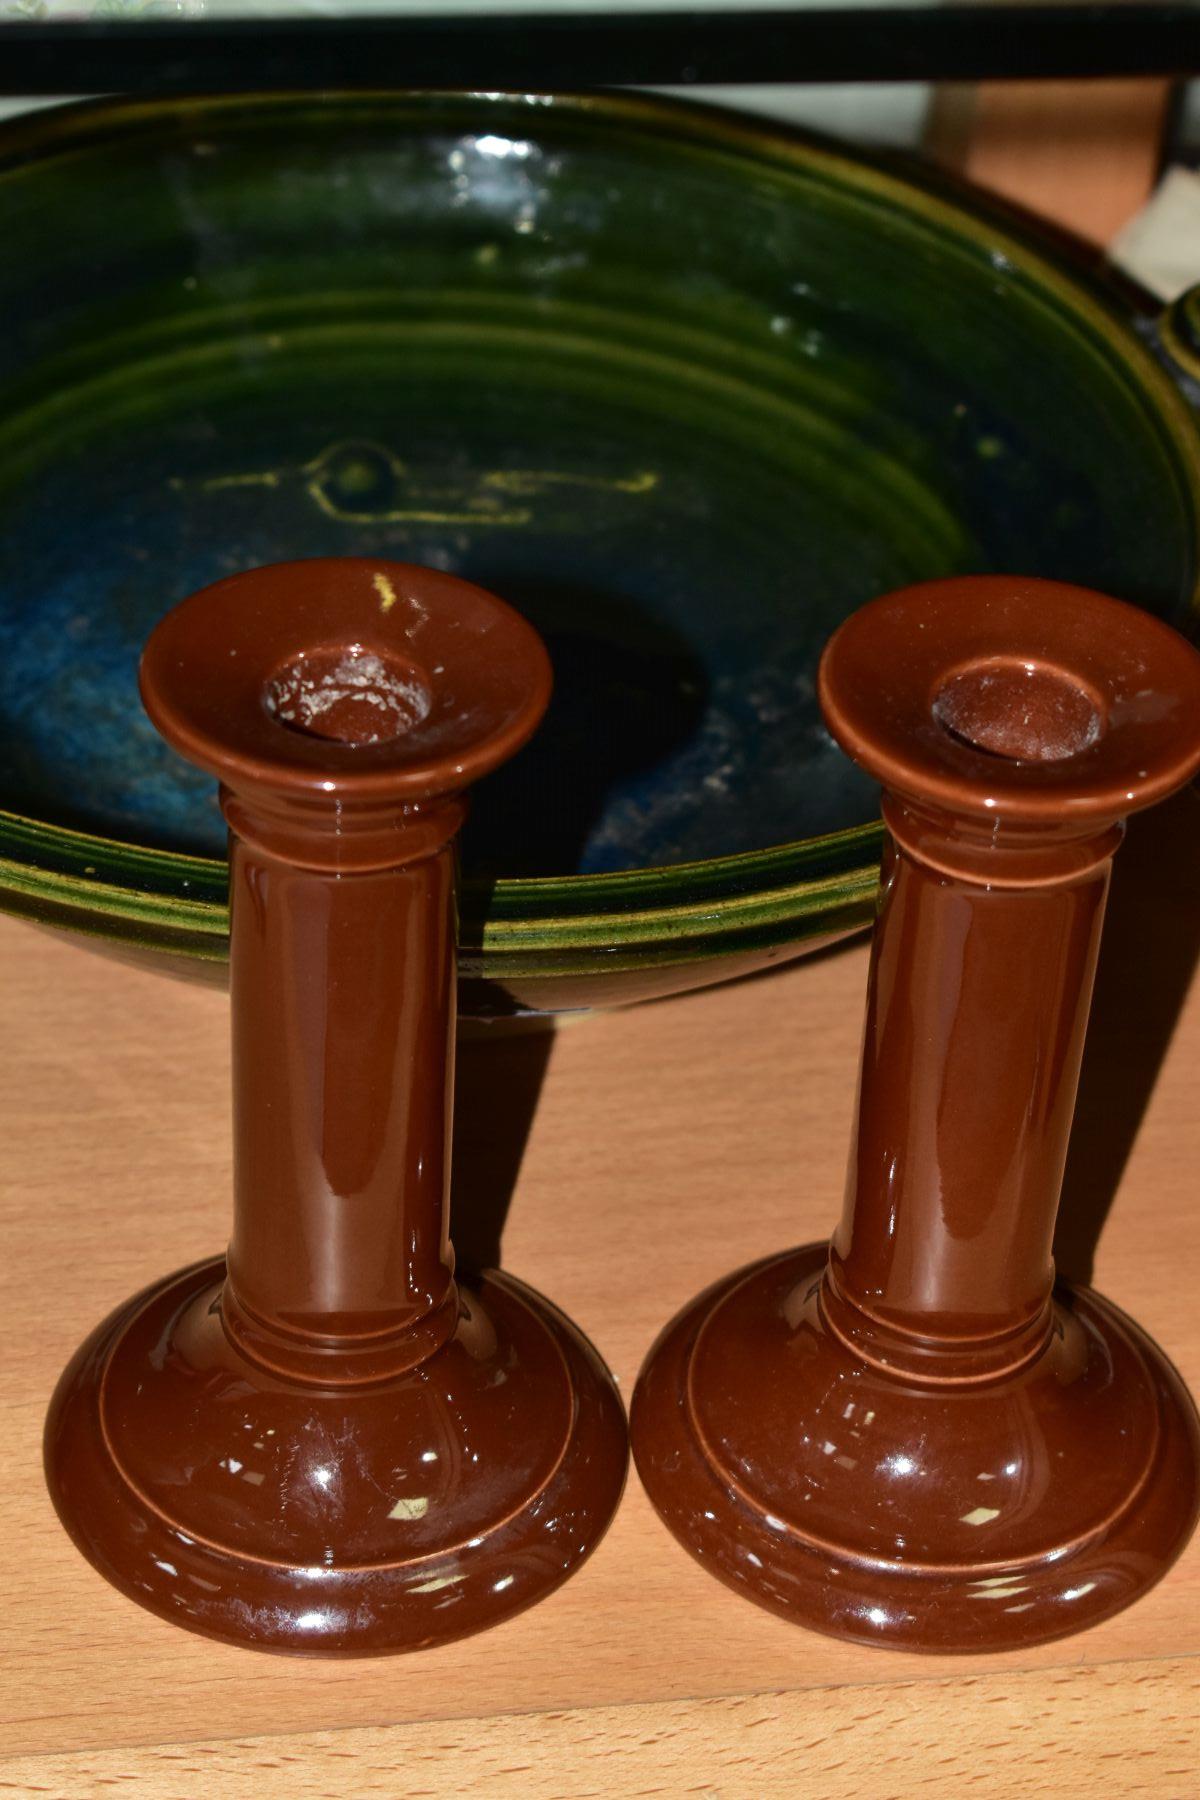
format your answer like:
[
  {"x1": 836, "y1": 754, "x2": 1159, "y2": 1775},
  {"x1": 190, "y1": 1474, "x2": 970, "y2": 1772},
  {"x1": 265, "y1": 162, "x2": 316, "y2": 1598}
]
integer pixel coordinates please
[
  {"x1": 928, "y1": 79, "x2": 1172, "y2": 246},
  {"x1": 2, "y1": 785, "x2": 1199, "y2": 1790},
  {"x1": 2, "y1": 1658, "x2": 1198, "y2": 1800}
]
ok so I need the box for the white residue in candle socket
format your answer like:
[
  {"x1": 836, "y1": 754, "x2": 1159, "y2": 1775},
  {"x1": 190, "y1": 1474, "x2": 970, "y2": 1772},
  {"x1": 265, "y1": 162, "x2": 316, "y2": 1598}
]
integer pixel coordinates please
[{"x1": 267, "y1": 648, "x2": 430, "y2": 745}]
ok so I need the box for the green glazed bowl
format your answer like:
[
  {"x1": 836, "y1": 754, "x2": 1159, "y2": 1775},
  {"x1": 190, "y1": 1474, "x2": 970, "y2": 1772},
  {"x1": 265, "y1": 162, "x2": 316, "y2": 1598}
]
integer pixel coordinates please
[{"x1": 1, "y1": 90, "x2": 1198, "y2": 1017}]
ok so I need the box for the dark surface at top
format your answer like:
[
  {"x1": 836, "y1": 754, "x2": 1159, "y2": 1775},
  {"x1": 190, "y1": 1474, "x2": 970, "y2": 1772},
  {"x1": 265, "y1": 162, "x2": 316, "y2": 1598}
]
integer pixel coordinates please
[{"x1": 2, "y1": 6, "x2": 1200, "y2": 95}]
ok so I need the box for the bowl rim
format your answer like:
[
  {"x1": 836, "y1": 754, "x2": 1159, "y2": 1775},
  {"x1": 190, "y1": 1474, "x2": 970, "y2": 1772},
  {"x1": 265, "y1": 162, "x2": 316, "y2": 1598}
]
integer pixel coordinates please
[{"x1": 1, "y1": 85, "x2": 1197, "y2": 969}]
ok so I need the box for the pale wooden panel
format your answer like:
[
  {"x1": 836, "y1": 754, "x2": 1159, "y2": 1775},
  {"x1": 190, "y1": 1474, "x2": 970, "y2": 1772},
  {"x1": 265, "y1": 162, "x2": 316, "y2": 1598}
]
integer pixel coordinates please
[
  {"x1": 929, "y1": 79, "x2": 1172, "y2": 247},
  {"x1": 2, "y1": 781, "x2": 1199, "y2": 1784},
  {"x1": 2, "y1": 1658, "x2": 1196, "y2": 1800}
]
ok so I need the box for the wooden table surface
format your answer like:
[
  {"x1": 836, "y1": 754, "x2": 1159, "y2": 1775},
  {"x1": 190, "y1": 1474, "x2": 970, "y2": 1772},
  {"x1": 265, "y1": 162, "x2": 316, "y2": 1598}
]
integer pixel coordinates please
[{"x1": 2, "y1": 790, "x2": 1199, "y2": 1796}]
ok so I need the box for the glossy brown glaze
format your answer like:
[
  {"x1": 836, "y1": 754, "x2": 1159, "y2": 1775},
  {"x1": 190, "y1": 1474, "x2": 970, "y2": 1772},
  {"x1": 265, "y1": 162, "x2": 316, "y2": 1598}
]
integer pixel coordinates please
[
  {"x1": 632, "y1": 575, "x2": 1200, "y2": 1653},
  {"x1": 45, "y1": 557, "x2": 627, "y2": 1654}
]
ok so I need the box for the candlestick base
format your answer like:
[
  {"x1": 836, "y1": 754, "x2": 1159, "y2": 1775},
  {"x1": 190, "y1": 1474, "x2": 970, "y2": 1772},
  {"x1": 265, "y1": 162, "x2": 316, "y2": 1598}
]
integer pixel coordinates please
[
  {"x1": 46, "y1": 1258, "x2": 626, "y2": 1655},
  {"x1": 632, "y1": 1246, "x2": 1199, "y2": 1653}
]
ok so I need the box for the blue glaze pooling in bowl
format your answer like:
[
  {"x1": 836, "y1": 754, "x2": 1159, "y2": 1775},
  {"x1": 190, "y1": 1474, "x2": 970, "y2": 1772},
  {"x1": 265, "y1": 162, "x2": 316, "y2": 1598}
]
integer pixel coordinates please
[{"x1": 0, "y1": 320, "x2": 919, "y2": 876}]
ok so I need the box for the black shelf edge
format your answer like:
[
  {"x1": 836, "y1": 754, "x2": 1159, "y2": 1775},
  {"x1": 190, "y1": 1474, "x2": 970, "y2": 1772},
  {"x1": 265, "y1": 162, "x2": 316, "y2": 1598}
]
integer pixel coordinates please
[{"x1": 1, "y1": 6, "x2": 1199, "y2": 96}]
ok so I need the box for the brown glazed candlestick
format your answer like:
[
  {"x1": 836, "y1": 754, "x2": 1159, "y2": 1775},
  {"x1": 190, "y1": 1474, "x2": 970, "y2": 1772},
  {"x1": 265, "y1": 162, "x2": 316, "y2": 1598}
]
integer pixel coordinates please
[
  {"x1": 45, "y1": 557, "x2": 626, "y2": 1655},
  {"x1": 633, "y1": 575, "x2": 1200, "y2": 1653}
]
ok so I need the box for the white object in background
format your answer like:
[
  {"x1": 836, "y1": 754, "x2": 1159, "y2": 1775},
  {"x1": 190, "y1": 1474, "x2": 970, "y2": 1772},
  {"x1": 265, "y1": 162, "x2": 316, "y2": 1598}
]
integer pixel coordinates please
[
  {"x1": 1110, "y1": 166, "x2": 1200, "y2": 303},
  {"x1": 1, "y1": 3, "x2": 206, "y2": 14},
  {"x1": 663, "y1": 83, "x2": 928, "y2": 150},
  {"x1": 0, "y1": 80, "x2": 929, "y2": 149}
]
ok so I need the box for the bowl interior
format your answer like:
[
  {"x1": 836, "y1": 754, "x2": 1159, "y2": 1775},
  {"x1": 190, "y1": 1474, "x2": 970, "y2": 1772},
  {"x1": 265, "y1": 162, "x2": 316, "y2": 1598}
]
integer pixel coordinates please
[{"x1": 0, "y1": 93, "x2": 1195, "y2": 885}]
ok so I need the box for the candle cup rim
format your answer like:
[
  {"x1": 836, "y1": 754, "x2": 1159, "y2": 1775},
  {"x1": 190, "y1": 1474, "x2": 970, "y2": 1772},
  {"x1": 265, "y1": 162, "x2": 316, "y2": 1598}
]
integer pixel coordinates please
[
  {"x1": 819, "y1": 575, "x2": 1200, "y2": 831},
  {"x1": 139, "y1": 556, "x2": 553, "y2": 807}
]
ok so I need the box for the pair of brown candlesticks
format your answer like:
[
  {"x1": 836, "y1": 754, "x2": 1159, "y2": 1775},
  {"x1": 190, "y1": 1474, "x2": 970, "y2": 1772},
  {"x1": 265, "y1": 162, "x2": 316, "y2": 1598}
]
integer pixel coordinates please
[{"x1": 45, "y1": 559, "x2": 1200, "y2": 1657}]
